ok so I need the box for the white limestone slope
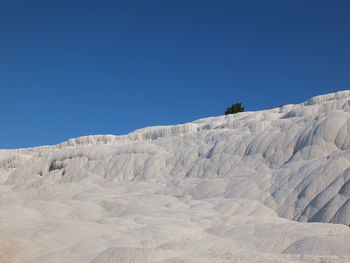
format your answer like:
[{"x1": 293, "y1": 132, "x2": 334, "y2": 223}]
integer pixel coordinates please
[{"x1": 1, "y1": 91, "x2": 350, "y2": 262}]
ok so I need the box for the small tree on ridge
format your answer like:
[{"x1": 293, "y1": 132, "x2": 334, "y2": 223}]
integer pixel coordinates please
[{"x1": 225, "y1": 103, "x2": 244, "y2": 115}]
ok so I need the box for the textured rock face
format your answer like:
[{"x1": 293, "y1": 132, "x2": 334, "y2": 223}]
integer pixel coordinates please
[{"x1": 1, "y1": 91, "x2": 350, "y2": 262}]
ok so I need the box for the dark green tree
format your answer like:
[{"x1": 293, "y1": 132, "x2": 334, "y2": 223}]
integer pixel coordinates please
[{"x1": 225, "y1": 103, "x2": 244, "y2": 115}]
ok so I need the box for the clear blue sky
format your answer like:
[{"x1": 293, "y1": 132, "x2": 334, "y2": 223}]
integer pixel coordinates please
[{"x1": 1, "y1": 0, "x2": 349, "y2": 148}]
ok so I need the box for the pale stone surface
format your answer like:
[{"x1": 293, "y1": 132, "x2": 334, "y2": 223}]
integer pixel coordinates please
[{"x1": 1, "y1": 91, "x2": 350, "y2": 262}]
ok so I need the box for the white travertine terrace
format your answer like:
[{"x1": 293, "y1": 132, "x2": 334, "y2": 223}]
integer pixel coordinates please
[{"x1": 1, "y1": 91, "x2": 350, "y2": 262}]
